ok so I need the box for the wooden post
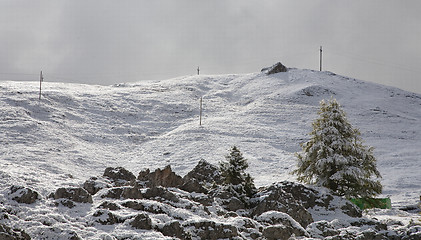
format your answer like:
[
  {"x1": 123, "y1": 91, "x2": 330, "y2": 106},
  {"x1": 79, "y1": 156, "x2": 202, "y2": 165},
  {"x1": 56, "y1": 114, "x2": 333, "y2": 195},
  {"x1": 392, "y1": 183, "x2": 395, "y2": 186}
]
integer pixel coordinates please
[
  {"x1": 39, "y1": 70, "x2": 43, "y2": 100},
  {"x1": 199, "y1": 97, "x2": 203, "y2": 126},
  {"x1": 319, "y1": 46, "x2": 323, "y2": 71}
]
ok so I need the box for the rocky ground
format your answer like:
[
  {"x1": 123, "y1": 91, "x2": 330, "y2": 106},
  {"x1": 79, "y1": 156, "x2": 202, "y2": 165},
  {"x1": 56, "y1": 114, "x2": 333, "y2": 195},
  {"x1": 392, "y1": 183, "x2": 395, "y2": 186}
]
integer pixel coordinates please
[{"x1": 1, "y1": 160, "x2": 420, "y2": 239}]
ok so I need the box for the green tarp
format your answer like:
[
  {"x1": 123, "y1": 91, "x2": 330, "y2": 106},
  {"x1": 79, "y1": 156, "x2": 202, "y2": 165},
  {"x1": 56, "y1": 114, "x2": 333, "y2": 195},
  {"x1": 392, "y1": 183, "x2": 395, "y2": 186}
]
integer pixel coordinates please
[{"x1": 349, "y1": 197, "x2": 391, "y2": 210}]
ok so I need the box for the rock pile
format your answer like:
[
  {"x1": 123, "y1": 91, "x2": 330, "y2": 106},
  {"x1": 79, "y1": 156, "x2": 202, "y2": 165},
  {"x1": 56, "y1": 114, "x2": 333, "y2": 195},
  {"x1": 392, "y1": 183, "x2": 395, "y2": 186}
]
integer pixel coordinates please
[{"x1": 4, "y1": 160, "x2": 421, "y2": 239}]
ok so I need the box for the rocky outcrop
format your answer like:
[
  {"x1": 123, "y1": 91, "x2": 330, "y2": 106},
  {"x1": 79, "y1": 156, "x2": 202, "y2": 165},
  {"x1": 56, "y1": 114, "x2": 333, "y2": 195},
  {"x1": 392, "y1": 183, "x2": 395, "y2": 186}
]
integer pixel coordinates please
[
  {"x1": 103, "y1": 167, "x2": 136, "y2": 186},
  {"x1": 181, "y1": 159, "x2": 222, "y2": 193},
  {"x1": 32, "y1": 164, "x2": 417, "y2": 239},
  {"x1": 261, "y1": 62, "x2": 288, "y2": 75},
  {"x1": 183, "y1": 159, "x2": 222, "y2": 185},
  {"x1": 252, "y1": 183, "x2": 314, "y2": 228},
  {"x1": 9, "y1": 186, "x2": 40, "y2": 204},
  {"x1": 275, "y1": 181, "x2": 362, "y2": 219},
  {"x1": 137, "y1": 165, "x2": 184, "y2": 188}
]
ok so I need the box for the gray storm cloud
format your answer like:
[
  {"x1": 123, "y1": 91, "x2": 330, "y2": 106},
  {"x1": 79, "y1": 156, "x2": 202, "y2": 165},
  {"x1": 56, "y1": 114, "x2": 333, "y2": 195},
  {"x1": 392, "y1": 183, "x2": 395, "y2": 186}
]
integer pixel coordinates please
[{"x1": 1, "y1": 0, "x2": 420, "y2": 93}]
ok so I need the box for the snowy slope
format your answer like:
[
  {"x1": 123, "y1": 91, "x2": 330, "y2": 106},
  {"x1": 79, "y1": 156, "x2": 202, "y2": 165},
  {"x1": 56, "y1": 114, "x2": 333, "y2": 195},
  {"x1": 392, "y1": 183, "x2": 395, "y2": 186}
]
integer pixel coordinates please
[{"x1": 1, "y1": 68, "x2": 420, "y2": 221}]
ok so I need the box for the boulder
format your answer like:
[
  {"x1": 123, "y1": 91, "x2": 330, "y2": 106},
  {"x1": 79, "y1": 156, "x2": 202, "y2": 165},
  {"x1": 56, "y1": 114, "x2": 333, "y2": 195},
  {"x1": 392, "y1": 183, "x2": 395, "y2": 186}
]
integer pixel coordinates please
[
  {"x1": 83, "y1": 177, "x2": 111, "y2": 195},
  {"x1": 257, "y1": 211, "x2": 309, "y2": 239},
  {"x1": 306, "y1": 220, "x2": 340, "y2": 238},
  {"x1": 98, "y1": 201, "x2": 121, "y2": 211},
  {"x1": 130, "y1": 213, "x2": 152, "y2": 230},
  {"x1": 0, "y1": 223, "x2": 31, "y2": 240},
  {"x1": 9, "y1": 186, "x2": 40, "y2": 204},
  {"x1": 184, "y1": 219, "x2": 238, "y2": 240},
  {"x1": 228, "y1": 217, "x2": 262, "y2": 240},
  {"x1": 103, "y1": 167, "x2": 136, "y2": 186},
  {"x1": 160, "y1": 221, "x2": 190, "y2": 240},
  {"x1": 262, "y1": 225, "x2": 300, "y2": 240},
  {"x1": 261, "y1": 62, "x2": 288, "y2": 75},
  {"x1": 252, "y1": 183, "x2": 314, "y2": 228},
  {"x1": 93, "y1": 210, "x2": 125, "y2": 225},
  {"x1": 137, "y1": 165, "x2": 183, "y2": 188},
  {"x1": 101, "y1": 187, "x2": 142, "y2": 200},
  {"x1": 51, "y1": 187, "x2": 93, "y2": 207}
]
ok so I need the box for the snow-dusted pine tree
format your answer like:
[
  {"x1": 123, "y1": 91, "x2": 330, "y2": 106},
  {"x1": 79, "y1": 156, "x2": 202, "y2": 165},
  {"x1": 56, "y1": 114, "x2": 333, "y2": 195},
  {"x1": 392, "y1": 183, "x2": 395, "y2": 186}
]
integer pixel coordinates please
[
  {"x1": 293, "y1": 98, "x2": 382, "y2": 198},
  {"x1": 220, "y1": 146, "x2": 256, "y2": 199}
]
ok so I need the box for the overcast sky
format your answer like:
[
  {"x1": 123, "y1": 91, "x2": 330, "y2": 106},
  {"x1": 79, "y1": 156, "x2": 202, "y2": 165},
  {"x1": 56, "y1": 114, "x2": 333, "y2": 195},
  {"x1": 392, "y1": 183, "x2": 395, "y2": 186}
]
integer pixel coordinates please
[{"x1": 1, "y1": 0, "x2": 420, "y2": 93}]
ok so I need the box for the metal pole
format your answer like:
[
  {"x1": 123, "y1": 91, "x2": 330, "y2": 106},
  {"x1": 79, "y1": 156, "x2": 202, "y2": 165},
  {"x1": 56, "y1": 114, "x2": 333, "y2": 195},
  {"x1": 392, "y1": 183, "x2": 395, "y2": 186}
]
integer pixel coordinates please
[
  {"x1": 199, "y1": 97, "x2": 202, "y2": 126},
  {"x1": 39, "y1": 70, "x2": 43, "y2": 100},
  {"x1": 319, "y1": 46, "x2": 322, "y2": 71}
]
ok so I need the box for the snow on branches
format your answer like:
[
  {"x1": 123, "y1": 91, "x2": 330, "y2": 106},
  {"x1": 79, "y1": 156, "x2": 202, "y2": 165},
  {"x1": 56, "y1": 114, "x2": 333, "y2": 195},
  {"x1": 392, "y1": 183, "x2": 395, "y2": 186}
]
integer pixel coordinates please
[{"x1": 293, "y1": 98, "x2": 382, "y2": 198}]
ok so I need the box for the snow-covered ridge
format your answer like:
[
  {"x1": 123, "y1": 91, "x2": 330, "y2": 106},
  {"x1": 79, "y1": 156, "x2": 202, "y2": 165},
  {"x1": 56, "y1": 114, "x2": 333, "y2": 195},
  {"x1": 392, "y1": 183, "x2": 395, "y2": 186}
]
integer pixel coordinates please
[{"x1": 1, "y1": 68, "x2": 420, "y2": 207}]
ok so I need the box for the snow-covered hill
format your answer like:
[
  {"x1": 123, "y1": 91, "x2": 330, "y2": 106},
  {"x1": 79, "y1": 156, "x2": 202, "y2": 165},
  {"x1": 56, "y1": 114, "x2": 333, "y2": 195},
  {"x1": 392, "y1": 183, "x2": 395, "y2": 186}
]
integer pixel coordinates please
[{"x1": 1, "y1": 67, "x2": 420, "y2": 238}]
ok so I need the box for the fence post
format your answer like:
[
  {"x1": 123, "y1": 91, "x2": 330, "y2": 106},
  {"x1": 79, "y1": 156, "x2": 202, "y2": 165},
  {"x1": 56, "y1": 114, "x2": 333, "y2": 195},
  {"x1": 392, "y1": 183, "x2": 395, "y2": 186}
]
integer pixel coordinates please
[
  {"x1": 199, "y1": 97, "x2": 203, "y2": 126},
  {"x1": 39, "y1": 70, "x2": 43, "y2": 100}
]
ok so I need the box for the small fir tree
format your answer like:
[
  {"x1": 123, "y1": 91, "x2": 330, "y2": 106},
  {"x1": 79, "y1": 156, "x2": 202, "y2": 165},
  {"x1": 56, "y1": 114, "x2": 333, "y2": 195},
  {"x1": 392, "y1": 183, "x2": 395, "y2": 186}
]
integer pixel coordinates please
[
  {"x1": 293, "y1": 98, "x2": 382, "y2": 198},
  {"x1": 220, "y1": 146, "x2": 256, "y2": 199}
]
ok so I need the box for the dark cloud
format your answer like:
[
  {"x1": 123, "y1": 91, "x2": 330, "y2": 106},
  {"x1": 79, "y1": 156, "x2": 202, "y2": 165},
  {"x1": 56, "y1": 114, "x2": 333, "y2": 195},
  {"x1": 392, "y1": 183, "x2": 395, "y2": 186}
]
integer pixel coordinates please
[{"x1": 1, "y1": 0, "x2": 420, "y2": 93}]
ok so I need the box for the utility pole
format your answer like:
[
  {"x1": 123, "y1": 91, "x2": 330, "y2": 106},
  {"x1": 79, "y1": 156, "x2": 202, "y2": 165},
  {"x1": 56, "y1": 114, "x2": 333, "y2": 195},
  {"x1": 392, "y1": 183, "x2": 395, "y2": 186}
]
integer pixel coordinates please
[
  {"x1": 199, "y1": 97, "x2": 203, "y2": 126},
  {"x1": 39, "y1": 70, "x2": 44, "y2": 100},
  {"x1": 319, "y1": 46, "x2": 323, "y2": 71},
  {"x1": 197, "y1": 66, "x2": 200, "y2": 75}
]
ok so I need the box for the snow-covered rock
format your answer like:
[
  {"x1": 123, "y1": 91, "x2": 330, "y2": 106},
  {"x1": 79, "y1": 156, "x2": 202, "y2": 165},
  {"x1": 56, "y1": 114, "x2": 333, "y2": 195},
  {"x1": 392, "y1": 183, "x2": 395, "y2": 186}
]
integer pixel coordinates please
[
  {"x1": 49, "y1": 187, "x2": 92, "y2": 208},
  {"x1": 103, "y1": 166, "x2": 136, "y2": 185},
  {"x1": 261, "y1": 62, "x2": 288, "y2": 75},
  {"x1": 9, "y1": 186, "x2": 40, "y2": 204},
  {"x1": 252, "y1": 183, "x2": 314, "y2": 228},
  {"x1": 257, "y1": 211, "x2": 309, "y2": 239},
  {"x1": 0, "y1": 223, "x2": 31, "y2": 240}
]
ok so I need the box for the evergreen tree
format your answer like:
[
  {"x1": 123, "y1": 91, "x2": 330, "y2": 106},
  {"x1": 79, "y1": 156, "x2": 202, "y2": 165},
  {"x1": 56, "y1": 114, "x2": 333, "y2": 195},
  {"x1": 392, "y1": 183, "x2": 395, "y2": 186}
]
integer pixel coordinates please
[
  {"x1": 293, "y1": 98, "x2": 382, "y2": 198},
  {"x1": 220, "y1": 146, "x2": 256, "y2": 199}
]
